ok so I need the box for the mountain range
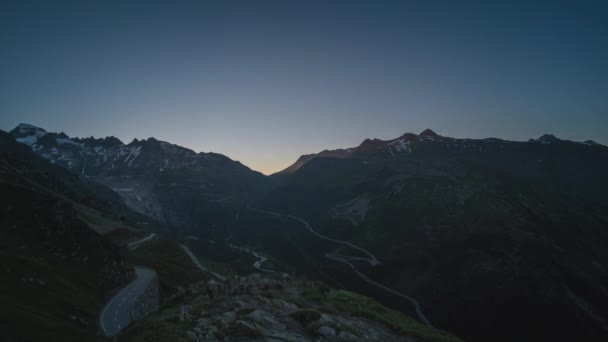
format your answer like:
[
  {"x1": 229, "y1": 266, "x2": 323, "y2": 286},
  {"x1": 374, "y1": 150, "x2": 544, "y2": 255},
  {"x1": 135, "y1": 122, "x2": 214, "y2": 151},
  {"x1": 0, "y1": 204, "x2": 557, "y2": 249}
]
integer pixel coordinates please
[
  {"x1": 4, "y1": 122, "x2": 608, "y2": 341},
  {"x1": 259, "y1": 127, "x2": 608, "y2": 341},
  {"x1": 10, "y1": 123, "x2": 268, "y2": 236}
]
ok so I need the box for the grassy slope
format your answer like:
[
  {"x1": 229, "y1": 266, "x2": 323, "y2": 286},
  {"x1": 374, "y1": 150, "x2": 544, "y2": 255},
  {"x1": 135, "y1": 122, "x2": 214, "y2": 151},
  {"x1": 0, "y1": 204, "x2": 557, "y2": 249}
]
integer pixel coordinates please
[
  {"x1": 128, "y1": 238, "x2": 209, "y2": 289},
  {"x1": 322, "y1": 290, "x2": 461, "y2": 342},
  {"x1": 119, "y1": 278, "x2": 462, "y2": 342},
  {"x1": 76, "y1": 204, "x2": 137, "y2": 235},
  {"x1": 0, "y1": 247, "x2": 100, "y2": 342}
]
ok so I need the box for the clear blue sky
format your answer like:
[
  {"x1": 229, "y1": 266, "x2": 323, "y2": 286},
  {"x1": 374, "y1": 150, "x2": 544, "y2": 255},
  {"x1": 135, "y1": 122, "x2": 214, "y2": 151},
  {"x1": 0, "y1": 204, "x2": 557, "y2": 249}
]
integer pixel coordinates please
[{"x1": 1, "y1": 0, "x2": 607, "y2": 174}]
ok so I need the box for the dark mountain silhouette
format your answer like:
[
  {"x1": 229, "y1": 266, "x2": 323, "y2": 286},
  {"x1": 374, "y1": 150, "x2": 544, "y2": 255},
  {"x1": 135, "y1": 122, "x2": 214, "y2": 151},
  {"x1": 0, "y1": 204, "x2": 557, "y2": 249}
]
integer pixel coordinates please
[
  {"x1": 0, "y1": 130, "x2": 142, "y2": 340},
  {"x1": 8, "y1": 123, "x2": 608, "y2": 341},
  {"x1": 260, "y1": 129, "x2": 608, "y2": 341}
]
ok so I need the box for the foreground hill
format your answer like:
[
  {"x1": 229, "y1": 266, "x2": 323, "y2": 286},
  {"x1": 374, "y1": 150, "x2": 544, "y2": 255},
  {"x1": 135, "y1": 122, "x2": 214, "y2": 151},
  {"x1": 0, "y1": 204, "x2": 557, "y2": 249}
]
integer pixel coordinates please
[
  {"x1": 0, "y1": 130, "x2": 140, "y2": 341},
  {"x1": 10, "y1": 124, "x2": 269, "y2": 236},
  {"x1": 121, "y1": 273, "x2": 461, "y2": 342},
  {"x1": 260, "y1": 129, "x2": 608, "y2": 341}
]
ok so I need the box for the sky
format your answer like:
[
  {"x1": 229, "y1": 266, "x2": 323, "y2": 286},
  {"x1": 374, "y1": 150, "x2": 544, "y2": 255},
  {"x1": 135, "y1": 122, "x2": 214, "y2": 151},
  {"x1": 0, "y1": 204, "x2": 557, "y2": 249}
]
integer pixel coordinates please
[{"x1": 1, "y1": 0, "x2": 607, "y2": 174}]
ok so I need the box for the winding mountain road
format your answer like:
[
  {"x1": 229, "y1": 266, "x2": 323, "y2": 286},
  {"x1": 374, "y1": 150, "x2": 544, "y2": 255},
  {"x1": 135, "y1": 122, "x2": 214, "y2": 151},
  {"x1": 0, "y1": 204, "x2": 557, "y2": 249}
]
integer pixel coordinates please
[
  {"x1": 227, "y1": 209, "x2": 289, "y2": 277},
  {"x1": 99, "y1": 233, "x2": 158, "y2": 336},
  {"x1": 248, "y1": 206, "x2": 432, "y2": 327},
  {"x1": 326, "y1": 253, "x2": 433, "y2": 327},
  {"x1": 179, "y1": 244, "x2": 226, "y2": 281},
  {"x1": 228, "y1": 242, "x2": 289, "y2": 278},
  {"x1": 99, "y1": 266, "x2": 157, "y2": 337},
  {"x1": 249, "y1": 207, "x2": 379, "y2": 266},
  {"x1": 127, "y1": 233, "x2": 156, "y2": 251}
]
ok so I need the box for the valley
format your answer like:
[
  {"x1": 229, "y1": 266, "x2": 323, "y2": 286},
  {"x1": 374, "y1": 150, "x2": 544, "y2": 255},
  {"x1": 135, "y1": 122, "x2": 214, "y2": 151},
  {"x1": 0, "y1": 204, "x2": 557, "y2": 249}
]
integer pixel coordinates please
[
  {"x1": 4, "y1": 1, "x2": 608, "y2": 340},
  {"x1": 3, "y1": 123, "x2": 608, "y2": 341},
  {"x1": 246, "y1": 206, "x2": 431, "y2": 326}
]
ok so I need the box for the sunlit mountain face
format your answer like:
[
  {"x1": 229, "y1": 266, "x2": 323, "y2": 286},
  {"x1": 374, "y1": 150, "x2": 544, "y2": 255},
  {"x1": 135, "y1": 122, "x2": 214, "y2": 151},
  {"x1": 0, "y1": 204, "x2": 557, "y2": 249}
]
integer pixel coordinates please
[{"x1": 2, "y1": 1, "x2": 608, "y2": 341}]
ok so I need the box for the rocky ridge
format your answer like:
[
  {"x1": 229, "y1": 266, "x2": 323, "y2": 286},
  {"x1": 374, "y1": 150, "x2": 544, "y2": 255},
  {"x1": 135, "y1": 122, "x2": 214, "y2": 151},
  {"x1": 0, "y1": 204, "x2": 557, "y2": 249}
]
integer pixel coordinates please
[
  {"x1": 277, "y1": 128, "x2": 606, "y2": 174},
  {"x1": 9, "y1": 124, "x2": 268, "y2": 234},
  {"x1": 121, "y1": 274, "x2": 460, "y2": 341}
]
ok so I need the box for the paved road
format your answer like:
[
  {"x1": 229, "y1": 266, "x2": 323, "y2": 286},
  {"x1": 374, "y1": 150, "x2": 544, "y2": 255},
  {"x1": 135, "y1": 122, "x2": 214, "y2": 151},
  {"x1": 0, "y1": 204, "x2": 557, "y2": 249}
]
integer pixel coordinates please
[
  {"x1": 248, "y1": 206, "x2": 433, "y2": 327},
  {"x1": 226, "y1": 209, "x2": 289, "y2": 278},
  {"x1": 249, "y1": 207, "x2": 379, "y2": 266},
  {"x1": 99, "y1": 266, "x2": 157, "y2": 337},
  {"x1": 326, "y1": 253, "x2": 433, "y2": 327},
  {"x1": 98, "y1": 233, "x2": 157, "y2": 336},
  {"x1": 179, "y1": 244, "x2": 226, "y2": 281},
  {"x1": 127, "y1": 233, "x2": 156, "y2": 251},
  {"x1": 228, "y1": 242, "x2": 289, "y2": 278}
]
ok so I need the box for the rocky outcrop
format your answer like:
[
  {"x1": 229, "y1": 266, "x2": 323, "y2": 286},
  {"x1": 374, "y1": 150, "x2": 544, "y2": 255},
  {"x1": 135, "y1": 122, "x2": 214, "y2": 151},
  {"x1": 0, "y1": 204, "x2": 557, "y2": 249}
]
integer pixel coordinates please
[{"x1": 121, "y1": 274, "x2": 460, "y2": 342}]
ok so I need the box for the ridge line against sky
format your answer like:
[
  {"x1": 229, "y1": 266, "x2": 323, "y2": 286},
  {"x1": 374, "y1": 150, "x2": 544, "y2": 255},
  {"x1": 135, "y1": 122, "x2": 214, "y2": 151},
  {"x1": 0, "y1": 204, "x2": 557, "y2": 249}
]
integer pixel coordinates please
[
  {"x1": 1, "y1": 120, "x2": 604, "y2": 175},
  {"x1": 1, "y1": 0, "x2": 607, "y2": 174}
]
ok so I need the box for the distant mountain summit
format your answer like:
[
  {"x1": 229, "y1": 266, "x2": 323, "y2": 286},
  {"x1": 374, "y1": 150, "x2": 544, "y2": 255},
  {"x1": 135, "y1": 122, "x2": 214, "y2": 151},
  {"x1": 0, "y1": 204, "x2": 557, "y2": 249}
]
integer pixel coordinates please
[
  {"x1": 10, "y1": 123, "x2": 48, "y2": 145},
  {"x1": 10, "y1": 123, "x2": 267, "y2": 233},
  {"x1": 277, "y1": 129, "x2": 604, "y2": 174},
  {"x1": 529, "y1": 134, "x2": 560, "y2": 144},
  {"x1": 419, "y1": 128, "x2": 439, "y2": 138}
]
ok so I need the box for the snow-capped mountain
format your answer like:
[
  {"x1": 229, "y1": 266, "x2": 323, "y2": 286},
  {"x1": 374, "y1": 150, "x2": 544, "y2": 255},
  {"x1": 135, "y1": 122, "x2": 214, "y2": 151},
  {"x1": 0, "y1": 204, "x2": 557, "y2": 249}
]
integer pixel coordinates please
[
  {"x1": 10, "y1": 124, "x2": 266, "y2": 232},
  {"x1": 277, "y1": 128, "x2": 605, "y2": 174},
  {"x1": 10, "y1": 123, "x2": 48, "y2": 145}
]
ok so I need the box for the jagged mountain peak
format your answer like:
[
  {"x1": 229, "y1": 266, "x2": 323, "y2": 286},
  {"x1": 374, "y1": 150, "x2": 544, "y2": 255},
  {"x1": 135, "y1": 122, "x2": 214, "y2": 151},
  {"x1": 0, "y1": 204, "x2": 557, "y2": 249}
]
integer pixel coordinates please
[
  {"x1": 398, "y1": 132, "x2": 419, "y2": 140},
  {"x1": 530, "y1": 134, "x2": 560, "y2": 144},
  {"x1": 9, "y1": 123, "x2": 49, "y2": 146},
  {"x1": 13, "y1": 123, "x2": 47, "y2": 132},
  {"x1": 10, "y1": 123, "x2": 47, "y2": 136},
  {"x1": 356, "y1": 138, "x2": 389, "y2": 154},
  {"x1": 419, "y1": 128, "x2": 439, "y2": 137},
  {"x1": 278, "y1": 128, "x2": 607, "y2": 175},
  {"x1": 583, "y1": 139, "x2": 600, "y2": 146},
  {"x1": 11, "y1": 125, "x2": 266, "y2": 224},
  {"x1": 128, "y1": 137, "x2": 155, "y2": 147},
  {"x1": 74, "y1": 136, "x2": 124, "y2": 148}
]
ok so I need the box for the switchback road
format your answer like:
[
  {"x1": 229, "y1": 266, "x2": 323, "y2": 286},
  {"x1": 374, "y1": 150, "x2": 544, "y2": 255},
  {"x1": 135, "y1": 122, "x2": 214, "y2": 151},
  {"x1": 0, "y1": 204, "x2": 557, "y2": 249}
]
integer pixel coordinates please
[
  {"x1": 99, "y1": 266, "x2": 157, "y2": 336},
  {"x1": 248, "y1": 206, "x2": 432, "y2": 327}
]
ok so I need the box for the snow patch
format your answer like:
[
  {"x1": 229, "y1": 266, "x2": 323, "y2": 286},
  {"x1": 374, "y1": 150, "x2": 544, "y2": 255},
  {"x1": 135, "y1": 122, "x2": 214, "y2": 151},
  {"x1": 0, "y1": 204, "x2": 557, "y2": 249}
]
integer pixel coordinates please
[
  {"x1": 387, "y1": 138, "x2": 412, "y2": 153},
  {"x1": 111, "y1": 187, "x2": 135, "y2": 192},
  {"x1": 16, "y1": 135, "x2": 38, "y2": 146},
  {"x1": 124, "y1": 146, "x2": 142, "y2": 166},
  {"x1": 57, "y1": 138, "x2": 81, "y2": 146},
  {"x1": 160, "y1": 159, "x2": 169, "y2": 172}
]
